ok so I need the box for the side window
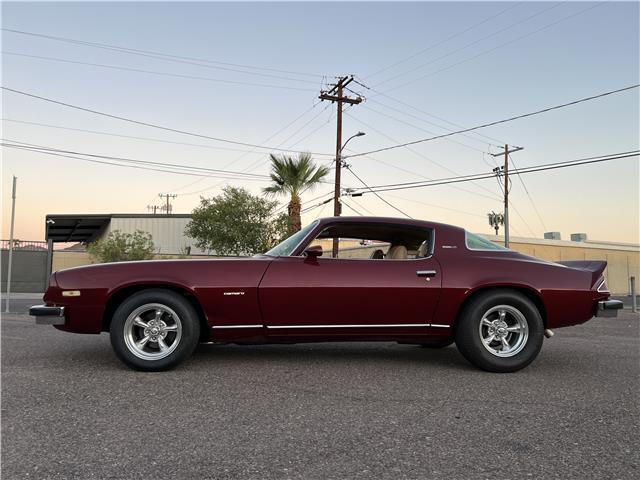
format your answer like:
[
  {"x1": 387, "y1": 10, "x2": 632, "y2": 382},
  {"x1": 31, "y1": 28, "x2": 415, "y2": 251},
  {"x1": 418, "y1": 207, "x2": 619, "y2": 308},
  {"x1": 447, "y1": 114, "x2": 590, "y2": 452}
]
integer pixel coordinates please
[
  {"x1": 307, "y1": 224, "x2": 433, "y2": 260},
  {"x1": 465, "y1": 231, "x2": 509, "y2": 251}
]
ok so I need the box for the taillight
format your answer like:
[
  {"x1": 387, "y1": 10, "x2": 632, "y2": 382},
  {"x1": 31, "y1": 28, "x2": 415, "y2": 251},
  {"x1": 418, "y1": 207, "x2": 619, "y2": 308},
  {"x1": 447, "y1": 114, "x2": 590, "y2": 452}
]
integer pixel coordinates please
[{"x1": 596, "y1": 277, "x2": 610, "y2": 293}]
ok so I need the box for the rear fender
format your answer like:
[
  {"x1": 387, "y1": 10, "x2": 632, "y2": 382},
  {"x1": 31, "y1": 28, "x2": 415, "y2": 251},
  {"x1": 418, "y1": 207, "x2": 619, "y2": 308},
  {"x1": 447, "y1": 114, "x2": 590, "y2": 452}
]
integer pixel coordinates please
[{"x1": 556, "y1": 260, "x2": 607, "y2": 287}]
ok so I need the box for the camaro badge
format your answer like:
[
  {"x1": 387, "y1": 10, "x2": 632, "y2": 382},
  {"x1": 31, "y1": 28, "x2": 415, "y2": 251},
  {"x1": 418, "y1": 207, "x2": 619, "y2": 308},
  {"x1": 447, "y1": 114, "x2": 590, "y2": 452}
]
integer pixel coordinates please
[{"x1": 223, "y1": 291, "x2": 245, "y2": 296}]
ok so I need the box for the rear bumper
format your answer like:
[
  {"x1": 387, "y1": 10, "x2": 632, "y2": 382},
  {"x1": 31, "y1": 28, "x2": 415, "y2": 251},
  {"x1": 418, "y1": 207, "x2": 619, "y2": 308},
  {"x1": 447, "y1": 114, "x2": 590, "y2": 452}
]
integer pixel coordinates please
[
  {"x1": 30, "y1": 305, "x2": 66, "y2": 325},
  {"x1": 595, "y1": 300, "x2": 623, "y2": 318}
]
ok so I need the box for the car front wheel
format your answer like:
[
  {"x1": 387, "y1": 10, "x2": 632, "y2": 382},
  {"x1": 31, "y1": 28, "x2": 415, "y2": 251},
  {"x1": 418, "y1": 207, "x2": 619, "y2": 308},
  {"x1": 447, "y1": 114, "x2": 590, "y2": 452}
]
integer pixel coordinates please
[
  {"x1": 110, "y1": 289, "x2": 200, "y2": 371},
  {"x1": 455, "y1": 290, "x2": 544, "y2": 372}
]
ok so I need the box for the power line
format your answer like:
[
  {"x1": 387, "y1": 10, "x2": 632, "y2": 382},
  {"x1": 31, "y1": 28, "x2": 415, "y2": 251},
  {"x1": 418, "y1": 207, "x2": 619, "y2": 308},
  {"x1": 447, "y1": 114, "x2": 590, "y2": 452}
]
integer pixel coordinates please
[
  {"x1": 1, "y1": 140, "x2": 274, "y2": 180},
  {"x1": 313, "y1": 200, "x2": 329, "y2": 220},
  {"x1": 365, "y1": 94, "x2": 504, "y2": 147},
  {"x1": 508, "y1": 153, "x2": 548, "y2": 232},
  {"x1": 372, "y1": 1, "x2": 565, "y2": 88},
  {"x1": 348, "y1": 196, "x2": 377, "y2": 216},
  {"x1": 345, "y1": 166, "x2": 413, "y2": 219},
  {"x1": 376, "y1": 1, "x2": 604, "y2": 93},
  {"x1": 355, "y1": 150, "x2": 639, "y2": 190},
  {"x1": 2, "y1": 27, "x2": 327, "y2": 79},
  {"x1": 365, "y1": 1, "x2": 524, "y2": 79},
  {"x1": 343, "y1": 146, "x2": 499, "y2": 202},
  {"x1": 4, "y1": 144, "x2": 269, "y2": 181},
  {"x1": 177, "y1": 104, "x2": 332, "y2": 196},
  {"x1": 1, "y1": 87, "x2": 335, "y2": 157},
  {"x1": 3, "y1": 139, "x2": 271, "y2": 177},
  {"x1": 343, "y1": 113, "x2": 502, "y2": 201},
  {"x1": 509, "y1": 200, "x2": 538, "y2": 238},
  {"x1": 343, "y1": 85, "x2": 640, "y2": 159},
  {"x1": 383, "y1": 192, "x2": 487, "y2": 219},
  {"x1": 3, "y1": 51, "x2": 318, "y2": 92},
  {"x1": 359, "y1": 104, "x2": 488, "y2": 153},
  {"x1": 341, "y1": 200, "x2": 364, "y2": 216},
  {"x1": 300, "y1": 195, "x2": 333, "y2": 214},
  {"x1": 349, "y1": 151, "x2": 639, "y2": 193},
  {"x1": 1, "y1": 117, "x2": 308, "y2": 155}
]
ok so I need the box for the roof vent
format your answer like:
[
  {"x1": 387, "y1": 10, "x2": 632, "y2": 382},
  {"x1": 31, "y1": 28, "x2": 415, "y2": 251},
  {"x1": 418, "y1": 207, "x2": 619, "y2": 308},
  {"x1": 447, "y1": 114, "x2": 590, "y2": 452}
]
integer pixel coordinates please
[
  {"x1": 544, "y1": 232, "x2": 561, "y2": 240},
  {"x1": 570, "y1": 233, "x2": 588, "y2": 242}
]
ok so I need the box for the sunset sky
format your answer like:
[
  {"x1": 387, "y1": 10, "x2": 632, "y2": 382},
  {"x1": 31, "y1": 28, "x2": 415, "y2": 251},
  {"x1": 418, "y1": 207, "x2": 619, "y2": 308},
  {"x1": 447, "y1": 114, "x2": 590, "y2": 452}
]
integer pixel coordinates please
[{"x1": 2, "y1": 1, "x2": 638, "y2": 244}]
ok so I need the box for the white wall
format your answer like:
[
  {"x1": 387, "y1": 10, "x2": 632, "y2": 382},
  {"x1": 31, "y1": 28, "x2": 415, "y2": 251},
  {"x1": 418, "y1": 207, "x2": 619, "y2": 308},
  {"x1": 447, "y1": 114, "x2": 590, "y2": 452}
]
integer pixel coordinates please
[{"x1": 104, "y1": 216, "x2": 206, "y2": 255}]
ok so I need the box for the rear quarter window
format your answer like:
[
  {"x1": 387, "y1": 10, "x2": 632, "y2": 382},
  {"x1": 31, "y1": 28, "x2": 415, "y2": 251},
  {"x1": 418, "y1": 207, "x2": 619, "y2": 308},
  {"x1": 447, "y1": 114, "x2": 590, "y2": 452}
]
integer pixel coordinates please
[{"x1": 465, "y1": 231, "x2": 509, "y2": 251}]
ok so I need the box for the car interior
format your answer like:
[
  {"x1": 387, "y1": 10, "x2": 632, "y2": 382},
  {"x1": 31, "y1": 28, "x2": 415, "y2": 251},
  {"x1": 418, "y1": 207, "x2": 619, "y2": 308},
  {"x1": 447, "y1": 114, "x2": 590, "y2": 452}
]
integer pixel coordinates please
[{"x1": 309, "y1": 223, "x2": 433, "y2": 260}]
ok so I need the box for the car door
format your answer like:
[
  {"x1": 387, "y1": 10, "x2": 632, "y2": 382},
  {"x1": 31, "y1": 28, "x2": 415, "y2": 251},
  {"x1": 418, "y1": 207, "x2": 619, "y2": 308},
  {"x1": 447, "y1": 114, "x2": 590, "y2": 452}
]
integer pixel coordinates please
[{"x1": 258, "y1": 253, "x2": 442, "y2": 333}]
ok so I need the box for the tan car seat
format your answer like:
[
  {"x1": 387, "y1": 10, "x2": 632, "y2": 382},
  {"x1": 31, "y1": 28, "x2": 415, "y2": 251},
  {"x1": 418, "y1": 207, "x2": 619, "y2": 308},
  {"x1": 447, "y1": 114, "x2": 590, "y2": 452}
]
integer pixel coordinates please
[
  {"x1": 386, "y1": 245, "x2": 408, "y2": 260},
  {"x1": 417, "y1": 240, "x2": 430, "y2": 258}
]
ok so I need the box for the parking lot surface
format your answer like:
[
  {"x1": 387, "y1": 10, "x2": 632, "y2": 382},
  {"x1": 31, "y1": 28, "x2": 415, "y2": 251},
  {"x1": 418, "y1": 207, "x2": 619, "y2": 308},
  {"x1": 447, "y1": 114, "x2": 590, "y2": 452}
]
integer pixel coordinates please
[{"x1": 2, "y1": 311, "x2": 638, "y2": 479}]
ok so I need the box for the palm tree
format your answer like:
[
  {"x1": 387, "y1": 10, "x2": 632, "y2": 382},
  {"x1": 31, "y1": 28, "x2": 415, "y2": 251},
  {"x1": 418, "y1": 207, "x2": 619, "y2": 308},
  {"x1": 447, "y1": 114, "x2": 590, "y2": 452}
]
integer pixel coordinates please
[
  {"x1": 264, "y1": 152, "x2": 329, "y2": 234},
  {"x1": 488, "y1": 211, "x2": 505, "y2": 235}
]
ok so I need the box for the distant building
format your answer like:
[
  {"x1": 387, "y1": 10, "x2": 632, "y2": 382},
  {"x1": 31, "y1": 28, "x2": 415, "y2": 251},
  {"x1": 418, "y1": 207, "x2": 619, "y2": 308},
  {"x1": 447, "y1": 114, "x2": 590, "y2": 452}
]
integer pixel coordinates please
[{"x1": 45, "y1": 213, "x2": 205, "y2": 255}]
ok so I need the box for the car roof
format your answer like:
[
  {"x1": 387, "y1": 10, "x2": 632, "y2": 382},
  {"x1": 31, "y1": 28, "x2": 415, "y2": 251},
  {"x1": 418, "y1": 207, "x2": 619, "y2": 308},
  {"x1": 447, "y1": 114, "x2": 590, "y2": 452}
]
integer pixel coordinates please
[{"x1": 315, "y1": 216, "x2": 464, "y2": 233}]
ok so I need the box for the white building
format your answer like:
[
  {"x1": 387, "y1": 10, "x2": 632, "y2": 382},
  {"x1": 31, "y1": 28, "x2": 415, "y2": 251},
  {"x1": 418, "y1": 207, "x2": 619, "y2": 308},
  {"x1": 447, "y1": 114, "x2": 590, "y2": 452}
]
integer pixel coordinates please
[{"x1": 45, "y1": 214, "x2": 206, "y2": 255}]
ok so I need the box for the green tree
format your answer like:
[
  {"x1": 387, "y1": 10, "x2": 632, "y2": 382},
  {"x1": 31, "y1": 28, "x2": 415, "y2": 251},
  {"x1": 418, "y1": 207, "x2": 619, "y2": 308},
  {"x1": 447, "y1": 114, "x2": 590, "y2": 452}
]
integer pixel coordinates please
[
  {"x1": 88, "y1": 230, "x2": 155, "y2": 263},
  {"x1": 263, "y1": 152, "x2": 329, "y2": 234},
  {"x1": 186, "y1": 186, "x2": 288, "y2": 256}
]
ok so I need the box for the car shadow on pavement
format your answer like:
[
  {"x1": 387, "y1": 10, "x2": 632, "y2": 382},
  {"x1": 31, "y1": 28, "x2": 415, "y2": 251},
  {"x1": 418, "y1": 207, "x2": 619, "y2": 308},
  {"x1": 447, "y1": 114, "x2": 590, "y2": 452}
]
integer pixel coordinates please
[{"x1": 191, "y1": 342, "x2": 473, "y2": 370}]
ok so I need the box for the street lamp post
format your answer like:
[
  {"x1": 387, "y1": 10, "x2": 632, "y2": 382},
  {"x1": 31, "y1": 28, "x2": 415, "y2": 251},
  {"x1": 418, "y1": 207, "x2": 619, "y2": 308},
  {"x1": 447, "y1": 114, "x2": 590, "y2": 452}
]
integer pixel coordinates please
[{"x1": 332, "y1": 131, "x2": 365, "y2": 257}]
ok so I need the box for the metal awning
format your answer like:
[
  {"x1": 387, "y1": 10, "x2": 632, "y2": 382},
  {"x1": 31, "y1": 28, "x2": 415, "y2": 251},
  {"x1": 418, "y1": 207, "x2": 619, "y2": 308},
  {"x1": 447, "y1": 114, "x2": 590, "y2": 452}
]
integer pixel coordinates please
[{"x1": 45, "y1": 214, "x2": 111, "y2": 243}]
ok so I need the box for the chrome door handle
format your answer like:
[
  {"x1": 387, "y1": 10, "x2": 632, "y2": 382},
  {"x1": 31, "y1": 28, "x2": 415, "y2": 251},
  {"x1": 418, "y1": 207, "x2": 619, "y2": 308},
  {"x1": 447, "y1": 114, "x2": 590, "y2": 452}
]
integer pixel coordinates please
[{"x1": 416, "y1": 270, "x2": 437, "y2": 278}]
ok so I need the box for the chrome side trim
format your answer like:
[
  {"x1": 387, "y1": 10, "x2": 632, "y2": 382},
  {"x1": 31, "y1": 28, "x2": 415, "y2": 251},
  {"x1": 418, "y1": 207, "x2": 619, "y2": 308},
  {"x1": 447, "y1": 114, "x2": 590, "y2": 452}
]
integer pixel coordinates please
[
  {"x1": 266, "y1": 323, "x2": 449, "y2": 329},
  {"x1": 212, "y1": 323, "x2": 453, "y2": 330},
  {"x1": 211, "y1": 324, "x2": 263, "y2": 329}
]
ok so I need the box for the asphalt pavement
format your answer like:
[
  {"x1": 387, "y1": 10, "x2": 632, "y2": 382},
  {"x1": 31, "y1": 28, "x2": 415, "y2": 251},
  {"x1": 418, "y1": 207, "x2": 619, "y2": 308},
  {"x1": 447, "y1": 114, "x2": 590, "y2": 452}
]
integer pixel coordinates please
[{"x1": 1, "y1": 311, "x2": 638, "y2": 479}]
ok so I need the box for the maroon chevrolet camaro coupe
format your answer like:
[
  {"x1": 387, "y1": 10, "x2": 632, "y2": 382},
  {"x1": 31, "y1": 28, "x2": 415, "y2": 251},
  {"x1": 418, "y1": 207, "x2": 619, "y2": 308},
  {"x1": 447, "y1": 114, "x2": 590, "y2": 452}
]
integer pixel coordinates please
[{"x1": 31, "y1": 216, "x2": 622, "y2": 372}]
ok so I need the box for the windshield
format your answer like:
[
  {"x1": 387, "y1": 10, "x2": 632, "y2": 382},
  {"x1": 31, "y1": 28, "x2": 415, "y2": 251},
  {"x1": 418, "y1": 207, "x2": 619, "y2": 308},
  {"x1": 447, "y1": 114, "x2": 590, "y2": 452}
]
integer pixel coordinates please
[
  {"x1": 465, "y1": 231, "x2": 509, "y2": 251},
  {"x1": 264, "y1": 220, "x2": 319, "y2": 257}
]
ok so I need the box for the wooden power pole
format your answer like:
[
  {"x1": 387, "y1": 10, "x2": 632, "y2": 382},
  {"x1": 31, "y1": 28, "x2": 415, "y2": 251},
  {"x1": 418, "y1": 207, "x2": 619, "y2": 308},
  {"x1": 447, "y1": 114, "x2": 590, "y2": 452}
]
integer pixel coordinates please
[
  {"x1": 319, "y1": 76, "x2": 363, "y2": 257},
  {"x1": 158, "y1": 193, "x2": 177, "y2": 214},
  {"x1": 491, "y1": 144, "x2": 523, "y2": 248}
]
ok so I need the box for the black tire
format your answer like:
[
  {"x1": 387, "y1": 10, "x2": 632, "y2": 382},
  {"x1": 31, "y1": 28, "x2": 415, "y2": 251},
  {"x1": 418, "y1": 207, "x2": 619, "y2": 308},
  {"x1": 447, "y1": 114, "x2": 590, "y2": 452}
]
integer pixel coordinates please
[
  {"x1": 419, "y1": 339, "x2": 454, "y2": 349},
  {"x1": 454, "y1": 290, "x2": 544, "y2": 373},
  {"x1": 109, "y1": 289, "x2": 201, "y2": 371}
]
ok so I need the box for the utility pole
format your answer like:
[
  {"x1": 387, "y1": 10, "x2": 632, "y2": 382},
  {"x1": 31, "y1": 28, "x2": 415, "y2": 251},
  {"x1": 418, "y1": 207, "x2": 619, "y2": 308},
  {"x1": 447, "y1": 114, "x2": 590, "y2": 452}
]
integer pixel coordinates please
[
  {"x1": 319, "y1": 75, "x2": 363, "y2": 257},
  {"x1": 5, "y1": 176, "x2": 17, "y2": 313},
  {"x1": 147, "y1": 205, "x2": 159, "y2": 214},
  {"x1": 158, "y1": 193, "x2": 177, "y2": 214},
  {"x1": 491, "y1": 145, "x2": 523, "y2": 248}
]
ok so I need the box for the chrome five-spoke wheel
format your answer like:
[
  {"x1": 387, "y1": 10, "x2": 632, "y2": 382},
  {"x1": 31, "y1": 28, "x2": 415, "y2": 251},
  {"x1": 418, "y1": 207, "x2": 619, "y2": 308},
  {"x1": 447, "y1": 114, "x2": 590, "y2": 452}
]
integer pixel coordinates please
[
  {"x1": 123, "y1": 303, "x2": 182, "y2": 360},
  {"x1": 455, "y1": 290, "x2": 543, "y2": 372},
  {"x1": 478, "y1": 305, "x2": 529, "y2": 358}
]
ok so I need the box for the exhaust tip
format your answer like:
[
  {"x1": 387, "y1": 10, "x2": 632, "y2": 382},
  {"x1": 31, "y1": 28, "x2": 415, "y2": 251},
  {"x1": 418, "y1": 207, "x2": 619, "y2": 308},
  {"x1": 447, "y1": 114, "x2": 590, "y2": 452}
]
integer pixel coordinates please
[{"x1": 544, "y1": 329, "x2": 555, "y2": 338}]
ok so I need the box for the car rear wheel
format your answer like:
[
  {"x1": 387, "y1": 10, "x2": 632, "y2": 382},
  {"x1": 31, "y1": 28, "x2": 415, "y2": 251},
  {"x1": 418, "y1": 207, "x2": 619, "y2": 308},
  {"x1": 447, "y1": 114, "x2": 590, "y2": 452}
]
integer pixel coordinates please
[
  {"x1": 110, "y1": 289, "x2": 200, "y2": 371},
  {"x1": 455, "y1": 290, "x2": 544, "y2": 372}
]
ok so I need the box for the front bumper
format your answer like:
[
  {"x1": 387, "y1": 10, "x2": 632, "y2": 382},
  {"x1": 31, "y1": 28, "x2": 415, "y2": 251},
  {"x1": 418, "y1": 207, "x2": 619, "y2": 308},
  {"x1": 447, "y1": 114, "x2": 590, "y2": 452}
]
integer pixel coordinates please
[
  {"x1": 595, "y1": 300, "x2": 624, "y2": 318},
  {"x1": 30, "y1": 305, "x2": 66, "y2": 325}
]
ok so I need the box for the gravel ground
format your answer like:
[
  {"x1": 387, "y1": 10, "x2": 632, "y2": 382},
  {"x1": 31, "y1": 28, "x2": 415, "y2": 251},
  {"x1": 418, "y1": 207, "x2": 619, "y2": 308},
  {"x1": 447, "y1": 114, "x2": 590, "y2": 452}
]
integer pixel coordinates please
[{"x1": 1, "y1": 311, "x2": 638, "y2": 479}]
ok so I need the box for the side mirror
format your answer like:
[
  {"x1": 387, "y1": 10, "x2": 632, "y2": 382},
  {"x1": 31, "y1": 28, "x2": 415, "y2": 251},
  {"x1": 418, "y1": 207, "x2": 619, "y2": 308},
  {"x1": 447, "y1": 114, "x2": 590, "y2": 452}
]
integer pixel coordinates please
[{"x1": 303, "y1": 245, "x2": 323, "y2": 260}]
